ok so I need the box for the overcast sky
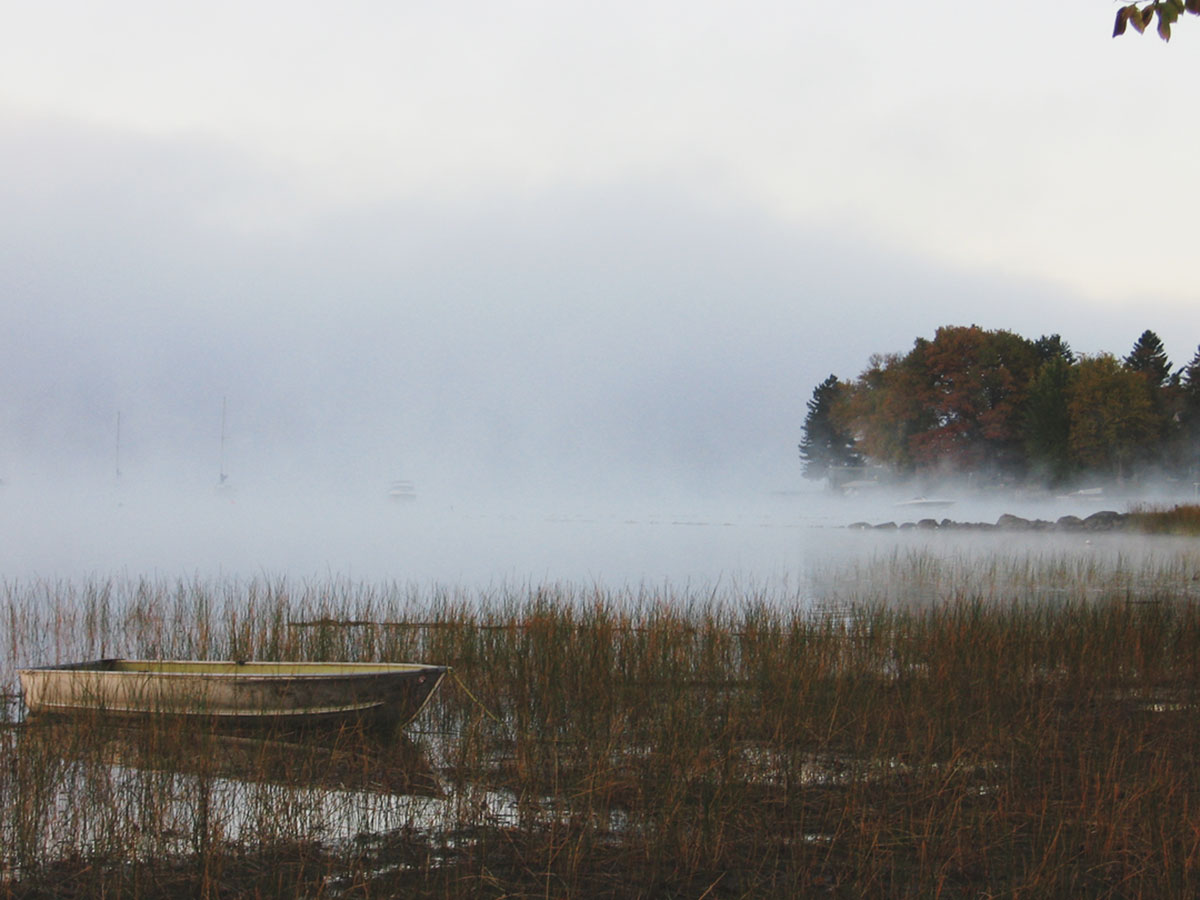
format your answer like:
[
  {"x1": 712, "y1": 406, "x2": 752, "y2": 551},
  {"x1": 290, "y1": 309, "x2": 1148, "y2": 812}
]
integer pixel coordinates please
[{"x1": 2, "y1": 1, "x2": 1198, "y2": 499}]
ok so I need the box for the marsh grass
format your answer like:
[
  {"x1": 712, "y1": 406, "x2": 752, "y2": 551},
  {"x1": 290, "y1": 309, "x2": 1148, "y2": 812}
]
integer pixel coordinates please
[
  {"x1": 3, "y1": 559, "x2": 1200, "y2": 897},
  {"x1": 1128, "y1": 503, "x2": 1200, "y2": 536}
]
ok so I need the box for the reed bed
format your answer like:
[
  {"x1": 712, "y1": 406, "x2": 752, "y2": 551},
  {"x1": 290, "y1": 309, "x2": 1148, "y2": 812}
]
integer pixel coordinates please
[
  {"x1": 1128, "y1": 503, "x2": 1200, "y2": 536},
  {"x1": 2, "y1": 557, "x2": 1200, "y2": 897}
]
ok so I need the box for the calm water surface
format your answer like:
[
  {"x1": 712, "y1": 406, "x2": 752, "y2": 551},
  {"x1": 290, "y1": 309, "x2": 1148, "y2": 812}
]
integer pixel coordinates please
[{"x1": 2, "y1": 478, "x2": 1196, "y2": 592}]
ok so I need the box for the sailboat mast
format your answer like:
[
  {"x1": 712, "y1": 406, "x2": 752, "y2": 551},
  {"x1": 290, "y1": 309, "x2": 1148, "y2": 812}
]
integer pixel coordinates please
[{"x1": 219, "y1": 397, "x2": 227, "y2": 484}]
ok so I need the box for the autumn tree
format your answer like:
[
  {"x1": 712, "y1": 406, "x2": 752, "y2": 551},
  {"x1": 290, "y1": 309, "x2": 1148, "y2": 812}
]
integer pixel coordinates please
[
  {"x1": 817, "y1": 328, "x2": 1195, "y2": 484},
  {"x1": 1067, "y1": 354, "x2": 1160, "y2": 481},
  {"x1": 904, "y1": 326, "x2": 1038, "y2": 475},
  {"x1": 837, "y1": 351, "x2": 934, "y2": 474},
  {"x1": 799, "y1": 375, "x2": 860, "y2": 480}
]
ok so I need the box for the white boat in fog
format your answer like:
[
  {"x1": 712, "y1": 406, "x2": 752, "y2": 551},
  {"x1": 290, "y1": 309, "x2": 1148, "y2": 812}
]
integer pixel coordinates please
[
  {"x1": 895, "y1": 497, "x2": 955, "y2": 509},
  {"x1": 1057, "y1": 488, "x2": 1105, "y2": 502},
  {"x1": 387, "y1": 480, "x2": 417, "y2": 502}
]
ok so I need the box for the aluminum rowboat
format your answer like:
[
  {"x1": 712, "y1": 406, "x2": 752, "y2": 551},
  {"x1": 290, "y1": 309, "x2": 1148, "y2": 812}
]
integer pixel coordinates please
[{"x1": 17, "y1": 659, "x2": 448, "y2": 728}]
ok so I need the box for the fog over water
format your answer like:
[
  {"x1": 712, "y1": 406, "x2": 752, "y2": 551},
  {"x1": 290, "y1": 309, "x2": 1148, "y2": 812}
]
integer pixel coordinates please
[
  {"x1": 3, "y1": 180, "x2": 1197, "y2": 596},
  {"x1": 4, "y1": 8, "x2": 1199, "y2": 597},
  {"x1": 4, "y1": 471, "x2": 1197, "y2": 593}
]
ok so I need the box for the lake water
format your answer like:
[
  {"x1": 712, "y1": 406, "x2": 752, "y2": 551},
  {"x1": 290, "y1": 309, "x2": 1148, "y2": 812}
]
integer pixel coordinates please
[{"x1": 2, "y1": 477, "x2": 1196, "y2": 594}]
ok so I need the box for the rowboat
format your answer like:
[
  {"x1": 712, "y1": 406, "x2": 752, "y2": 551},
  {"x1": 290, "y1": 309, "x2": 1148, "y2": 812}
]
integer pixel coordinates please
[{"x1": 17, "y1": 659, "x2": 448, "y2": 729}]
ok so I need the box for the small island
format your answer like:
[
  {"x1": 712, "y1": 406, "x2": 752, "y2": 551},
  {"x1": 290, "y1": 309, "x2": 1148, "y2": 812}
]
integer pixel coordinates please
[{"x1": 800, "y1": 326, "x2": 1200, "y2": 493}]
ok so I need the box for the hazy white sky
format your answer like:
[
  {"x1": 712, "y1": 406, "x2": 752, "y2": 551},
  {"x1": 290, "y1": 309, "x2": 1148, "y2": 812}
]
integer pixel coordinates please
[{"x1": 1, "y1": 1, "x2": 1197, "y2": 495}]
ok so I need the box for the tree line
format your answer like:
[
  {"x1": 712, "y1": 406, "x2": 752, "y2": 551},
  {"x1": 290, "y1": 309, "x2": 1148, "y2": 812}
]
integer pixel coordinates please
[{"x1": 800, "y1": 326, "x2": 1200, "y2": 488}]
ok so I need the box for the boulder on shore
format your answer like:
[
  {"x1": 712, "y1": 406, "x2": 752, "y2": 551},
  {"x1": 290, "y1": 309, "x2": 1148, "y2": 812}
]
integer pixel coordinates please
[{"x1": 850, "y1": 510, "x2": 1132, "y2": 533}]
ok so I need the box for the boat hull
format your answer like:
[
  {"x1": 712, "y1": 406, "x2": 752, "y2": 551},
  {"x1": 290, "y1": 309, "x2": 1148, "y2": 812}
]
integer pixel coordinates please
[{"x1": 18, "y1": 660, "x2": 448, "y2": 729}]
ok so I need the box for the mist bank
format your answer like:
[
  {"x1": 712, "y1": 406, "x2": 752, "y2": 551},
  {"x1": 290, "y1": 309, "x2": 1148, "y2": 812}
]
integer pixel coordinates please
[
  {"x1": 4, "y1": 117, "x2": 1199, "y2": 510},
  {"x1": 1, "y1": 469, "x2": 1197, "y2": 589}
]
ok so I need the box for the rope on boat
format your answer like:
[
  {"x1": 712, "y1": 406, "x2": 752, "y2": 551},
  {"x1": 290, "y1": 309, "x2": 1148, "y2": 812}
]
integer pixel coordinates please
[{"x1": 448, "y1": 668, "x2": 504, "y2": 725}]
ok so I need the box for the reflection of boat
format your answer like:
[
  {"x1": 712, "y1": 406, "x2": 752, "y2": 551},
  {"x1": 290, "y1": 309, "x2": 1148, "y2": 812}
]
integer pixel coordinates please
[
  {"x1": 387, "y1": 479, "x2": 417, "y2": 502},
  {"x1": 30, "y1": 724, "x2": 444, "y2": 798},
  {"x1": 18, "y1": 660, "x2": 447, "y2": 729},
  {"x1": 895, "y1": 497, "x2": 955, "y2": 509}
]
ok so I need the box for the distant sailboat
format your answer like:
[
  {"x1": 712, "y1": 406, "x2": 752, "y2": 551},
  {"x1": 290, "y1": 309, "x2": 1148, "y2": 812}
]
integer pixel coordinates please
[
  {"x1": 215, "y1": 397, "x2": 234, "y2": 495},
  {"x1": 114, "y1": 411, "x2": 122, "y2": 484}
]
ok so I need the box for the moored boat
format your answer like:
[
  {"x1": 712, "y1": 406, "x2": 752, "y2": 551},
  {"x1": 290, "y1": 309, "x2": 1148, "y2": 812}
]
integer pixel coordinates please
[
  {"x1": 18, "y1": 659, "x2": 448, "y2": 729},
  {"x1": 895, "y1": 496, "x2": 955, "y2": 509},
  {"x1": 387, "y1": 479, "x2": 417, "y2": 502}
]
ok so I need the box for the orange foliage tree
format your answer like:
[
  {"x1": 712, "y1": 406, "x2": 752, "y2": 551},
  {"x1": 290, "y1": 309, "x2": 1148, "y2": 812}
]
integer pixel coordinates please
[
  {"x1": 837, "y1": 326, "x2": 1038, "y2": 477},
  {"x1": 906, "y1": 326, "x2": 1038, "y2": 473}
]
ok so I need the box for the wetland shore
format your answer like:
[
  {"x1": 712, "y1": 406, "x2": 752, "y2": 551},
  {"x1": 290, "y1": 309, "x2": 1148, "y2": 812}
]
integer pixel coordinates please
[{"x1": 3, "y1": 556, "x2": 1200, "y2": 897}]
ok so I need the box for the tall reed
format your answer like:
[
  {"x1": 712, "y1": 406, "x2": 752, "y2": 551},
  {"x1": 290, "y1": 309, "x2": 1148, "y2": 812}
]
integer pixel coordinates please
[{"x1": 2, "y1": 559, "x2": 1200, "y2": 897}]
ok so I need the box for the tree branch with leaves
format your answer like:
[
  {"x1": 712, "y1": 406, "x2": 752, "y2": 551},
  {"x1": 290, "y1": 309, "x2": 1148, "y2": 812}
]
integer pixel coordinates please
[{"x1": 1114, "y1": 0, "x2": 1200, "y2": 41}]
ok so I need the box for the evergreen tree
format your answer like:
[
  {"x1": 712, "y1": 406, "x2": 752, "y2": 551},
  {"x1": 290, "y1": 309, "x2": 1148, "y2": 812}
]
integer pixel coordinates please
[
  {"x1": 1178, "y1": 345, "x2": 1200, "y2": 475},
  {"x1": 1023, "y1": 354, "x2": 1074, "y2": 485},
  {"x1": 1123, "y1": 329, "x2": 1175, "y2": 471},
  {"x1": 1182, "y1": 345, "x2": 1200, "y2": 403},
  {"x1": 799, "y1": 375, "x2": 860, "y2": 481},
  {"x1": 1124, "y1": 329, "x2": 1172, "y2": 388},
  {"x1": 1033, "y1": 333, "x2": 1074, "y2": 365}
]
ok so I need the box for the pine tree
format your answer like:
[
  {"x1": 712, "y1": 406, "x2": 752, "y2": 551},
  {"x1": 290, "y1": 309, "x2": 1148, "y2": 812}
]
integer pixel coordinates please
[
  {"x1": 1182, "y1": 345, "x2": 1200, "y2": 397},
  {"x1": 1033, "y1": 333, "x2": 1075, "y2": 365},
  {"x1": 799, "y1": 375, "x2": 859, "y2": 480},
  {"x1": 1178, "y1": 345, "x2": 1200, "y2": 475},
  {"x1": 1124, "y1": 329, "x2": 1172, "y2": 388},
  {"x1": 1023, "y1": 354, "x2": 1074, "y2": 485}
]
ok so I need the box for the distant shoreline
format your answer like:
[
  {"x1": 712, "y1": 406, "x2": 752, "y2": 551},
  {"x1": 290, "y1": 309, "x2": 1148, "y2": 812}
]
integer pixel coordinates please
[{"x1": 849, "y1": 508, "x2": 1190, "y2": 534}]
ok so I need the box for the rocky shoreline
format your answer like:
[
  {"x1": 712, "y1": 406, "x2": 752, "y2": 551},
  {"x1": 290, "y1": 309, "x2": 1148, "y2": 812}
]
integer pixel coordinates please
[{"x1": 849, "y1": 510, "x2": 1132, "y2": 533}]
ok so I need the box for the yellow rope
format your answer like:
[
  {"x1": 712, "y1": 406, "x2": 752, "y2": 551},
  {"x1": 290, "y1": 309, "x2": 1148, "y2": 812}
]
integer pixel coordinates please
[{"x1": 448, "y1": 668, "x2": 504, "y2": 725}]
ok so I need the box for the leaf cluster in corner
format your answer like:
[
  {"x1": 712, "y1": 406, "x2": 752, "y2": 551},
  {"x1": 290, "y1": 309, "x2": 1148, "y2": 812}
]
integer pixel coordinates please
[{"x1": 1114, "y1": 0, "x2": 1200, "y2": 41}]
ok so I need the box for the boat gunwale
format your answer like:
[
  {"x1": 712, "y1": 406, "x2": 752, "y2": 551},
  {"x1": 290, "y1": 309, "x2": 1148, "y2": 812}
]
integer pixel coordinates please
[{"x1": 18, "y1": 659, "x2": 449, "y2": 681}]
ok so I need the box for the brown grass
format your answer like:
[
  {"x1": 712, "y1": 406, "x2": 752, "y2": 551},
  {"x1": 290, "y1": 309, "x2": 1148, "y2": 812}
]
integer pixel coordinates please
[
  {"x1": 1127, "y1": 503, "x2": 1200, "y2": 535},
  {"x1": 2, "y1": 572, "x2": 1200, "y2": 897}
]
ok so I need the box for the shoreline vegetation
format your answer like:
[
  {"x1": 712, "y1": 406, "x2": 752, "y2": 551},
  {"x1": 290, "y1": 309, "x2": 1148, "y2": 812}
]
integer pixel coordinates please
[{"x1": 4, "y1": 557, "x2": 1200, "y2": 897}]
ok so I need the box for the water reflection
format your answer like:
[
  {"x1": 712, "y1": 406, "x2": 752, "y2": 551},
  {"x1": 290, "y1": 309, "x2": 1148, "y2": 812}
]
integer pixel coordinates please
[
  {"x1": 27, "y1": 718, "x2": 442, "y2": 799},
  {"x1": 2, "y1": 716, "x2": 452, "y2": 873}
]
